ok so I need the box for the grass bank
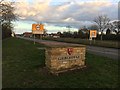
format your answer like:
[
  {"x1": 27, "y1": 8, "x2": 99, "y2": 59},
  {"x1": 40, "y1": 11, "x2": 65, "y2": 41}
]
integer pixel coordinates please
[
  {"x1": 2, "y1": 37, "x2": 118, "y2": 88},
  {"x1": 43, "y1": 37, "x2": 119, "y2": 49}
]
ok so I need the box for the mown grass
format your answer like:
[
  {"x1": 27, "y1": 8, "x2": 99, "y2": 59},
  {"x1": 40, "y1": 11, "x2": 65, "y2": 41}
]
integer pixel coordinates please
[
  {"x1": 2, "y1": 37, "x2": 118, "y2": 88},
  {"x1": 43, "y1": 37, "x2": 119, "y2": 49}
]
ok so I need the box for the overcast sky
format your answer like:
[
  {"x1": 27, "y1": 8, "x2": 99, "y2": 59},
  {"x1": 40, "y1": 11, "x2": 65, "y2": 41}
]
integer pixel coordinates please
[{"x1": 9, "y1": 0, "x2": 119, "y2": 34}]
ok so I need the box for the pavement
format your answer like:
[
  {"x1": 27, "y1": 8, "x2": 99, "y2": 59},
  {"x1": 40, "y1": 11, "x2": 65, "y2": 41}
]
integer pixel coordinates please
[
  {"x1": 17, "y1": 36, "x2": 119, "y2": 60},
  {"x1": 86, "y1": 46, "x2": 119, "y2": 60}
]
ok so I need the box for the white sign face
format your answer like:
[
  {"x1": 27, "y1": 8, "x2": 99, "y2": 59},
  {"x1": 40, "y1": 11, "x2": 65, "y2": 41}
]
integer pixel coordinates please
[
  {"x1": 32, "y1": 30, "x2": 44, "y2": 34},
  {"x1": 36, "y1": 25, "x2": 40, "y2": 30}
]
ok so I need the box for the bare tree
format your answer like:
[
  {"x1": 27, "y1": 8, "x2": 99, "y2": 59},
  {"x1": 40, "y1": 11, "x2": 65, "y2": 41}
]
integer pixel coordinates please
[
  {"x1": 0, "y1": 0, "x2": 17, "y2": 38},
  {"x1": 88, "y1": 24, "x2": 98, "y2": 30},
  {"x1": 94, "y1": 15, "x2": 110, "y2": 40},
  {"x1": 66, "y1": 25, "x2": 72, "y2": 32},
  {"x1": 109, "y1": 21, "x2": 120, "y2": 35},
  {"x1": 0, "y1": 0, "x2": 16, "y2": 23}
]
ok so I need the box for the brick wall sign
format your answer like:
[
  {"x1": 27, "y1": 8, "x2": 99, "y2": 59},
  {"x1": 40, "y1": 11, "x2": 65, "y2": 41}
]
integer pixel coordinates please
[{"x1": 45, "y1": 45, "x2": 86, "y2": 75}]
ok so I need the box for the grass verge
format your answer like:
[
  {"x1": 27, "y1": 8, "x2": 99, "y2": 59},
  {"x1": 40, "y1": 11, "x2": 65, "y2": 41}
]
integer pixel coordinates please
[
  {"x1": 2, "y1": 37, "x2": 118, "y2": 88},
  {"x1": 43, "y1": 37, "x2": 119, "y2": 49}
]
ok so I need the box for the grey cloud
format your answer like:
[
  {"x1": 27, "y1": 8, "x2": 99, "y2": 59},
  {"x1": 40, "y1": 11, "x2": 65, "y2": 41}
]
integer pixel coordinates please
[{"x1": 14, "y1": 1, "x2": 118, "y2": 29}]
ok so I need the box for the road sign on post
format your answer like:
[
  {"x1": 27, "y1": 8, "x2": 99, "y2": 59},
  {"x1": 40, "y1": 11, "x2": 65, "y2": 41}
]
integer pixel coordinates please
[
  {"x1": 32, "y1": 24, "x2": 44, "y2": 34},
  {"x1": 89, "y1": 30, "x2": 97, "y2": 44},
  {"x1": 90, "y1": 30, "x2": 97, "y2": 38},
  {"x1": 32, "y1": 24, "x2": 44, "y2": 44}
]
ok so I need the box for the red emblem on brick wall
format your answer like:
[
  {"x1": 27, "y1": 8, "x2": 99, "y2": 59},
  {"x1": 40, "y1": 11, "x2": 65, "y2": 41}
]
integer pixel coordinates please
[{"x1": 67, "y1": 48, "x2": 73, "y2": 55}]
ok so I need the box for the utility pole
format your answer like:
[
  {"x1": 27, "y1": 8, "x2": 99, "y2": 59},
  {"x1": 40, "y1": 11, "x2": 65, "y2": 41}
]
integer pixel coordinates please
[{"x1": 66, "y1": 25, "x2": 72, "y2": 32}]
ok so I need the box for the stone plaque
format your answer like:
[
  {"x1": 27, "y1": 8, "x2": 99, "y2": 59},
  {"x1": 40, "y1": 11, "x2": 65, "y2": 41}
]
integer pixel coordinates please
[{"x1": 45, "y1": 45, "x2": 86, "y2": 75}]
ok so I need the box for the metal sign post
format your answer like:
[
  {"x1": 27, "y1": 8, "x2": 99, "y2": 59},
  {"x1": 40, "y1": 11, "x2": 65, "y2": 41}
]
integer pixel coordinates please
[
  {"x1": 89, "y1": 37, "x2": 92, "y2": 45},
  {"x1": 34, "y1": 34, "x2": 35, "y2": 44},
  {"x1": 89, "y1": 30, "x2": 97, "y2": 45},
  {"x1": 32, "y1": 23, "x2": 44, "y2": 44},
  {"x1": 93, "y1": 38, "x2": 95, "y2": 44}
]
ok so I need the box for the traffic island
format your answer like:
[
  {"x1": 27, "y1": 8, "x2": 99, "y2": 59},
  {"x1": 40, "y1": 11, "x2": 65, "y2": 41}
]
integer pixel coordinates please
[{"x1": 45, "y1": 45, "x2": 86, "y2": 75}]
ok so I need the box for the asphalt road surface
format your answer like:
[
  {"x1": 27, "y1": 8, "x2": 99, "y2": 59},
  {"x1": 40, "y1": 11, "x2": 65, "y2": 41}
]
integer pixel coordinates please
[{"x1": 17, "y1": 36, "x2": 119, "y2": 60}]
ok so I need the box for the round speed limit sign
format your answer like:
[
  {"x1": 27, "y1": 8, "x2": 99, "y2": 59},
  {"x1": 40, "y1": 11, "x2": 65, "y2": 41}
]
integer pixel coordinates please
[{"x1": 36, "y1": 25, "x2": 40, "y2": 30}]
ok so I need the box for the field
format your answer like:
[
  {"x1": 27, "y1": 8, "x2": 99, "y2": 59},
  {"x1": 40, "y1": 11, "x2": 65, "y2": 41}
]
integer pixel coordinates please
[
  {"x1": 43, "y1": 37, "x2": 119, "y2": 48},
  {"x1": 2, "y1": 37, "x2": 118, "y2": 88}
]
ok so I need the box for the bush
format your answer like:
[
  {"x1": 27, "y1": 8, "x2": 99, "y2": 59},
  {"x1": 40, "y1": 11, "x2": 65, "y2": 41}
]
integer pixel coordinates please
[{"x1": 96, "y1": 34, "x2": 120, "y2": 41}]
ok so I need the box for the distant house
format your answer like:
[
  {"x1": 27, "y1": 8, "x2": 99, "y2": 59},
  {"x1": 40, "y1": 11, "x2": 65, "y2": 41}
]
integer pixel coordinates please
[
  {"x1": 49, "y1": 33, "x2": 60, "y2": 38},
  {"x1": 23, "y1": 32, "x2": 32, "y2": 37}
]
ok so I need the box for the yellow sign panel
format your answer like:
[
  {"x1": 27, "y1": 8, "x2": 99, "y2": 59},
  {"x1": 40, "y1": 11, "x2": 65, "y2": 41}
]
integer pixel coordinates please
[
  {"x1": 90, "y1": 30, "x2": 97, "y2": 38},
  {"x1": 32, "y1": 24, "x2": 44, "y2": 34},
  {"x1": 39, "y1": 24, "x2": 44, "y2": 31}
]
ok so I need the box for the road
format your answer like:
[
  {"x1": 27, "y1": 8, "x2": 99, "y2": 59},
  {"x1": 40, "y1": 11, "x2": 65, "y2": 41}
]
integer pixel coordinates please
[{"x1": 17, "y1": 36, "x2": 119, "y2": 60}]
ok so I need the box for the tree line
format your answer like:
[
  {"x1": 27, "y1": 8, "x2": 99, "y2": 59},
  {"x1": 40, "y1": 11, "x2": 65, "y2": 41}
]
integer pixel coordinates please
[
  {"x1": 1, "y1": 0, "x2": 119, "y2": 41},
  {"x1": 57, "y1": 15, "x2": 120, "y2": 41}
]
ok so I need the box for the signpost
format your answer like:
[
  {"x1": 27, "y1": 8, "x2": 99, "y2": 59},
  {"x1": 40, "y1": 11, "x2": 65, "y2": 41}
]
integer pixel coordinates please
[
  {"x1": 89, "y1": 30, "x2": 97, "y2": 44},
  {"x1": 32, "y1": 24, "x2": 44, "y2": 44},
  {"x1": 90, "y1": 30, "x2": 97, "y2": 39}
]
